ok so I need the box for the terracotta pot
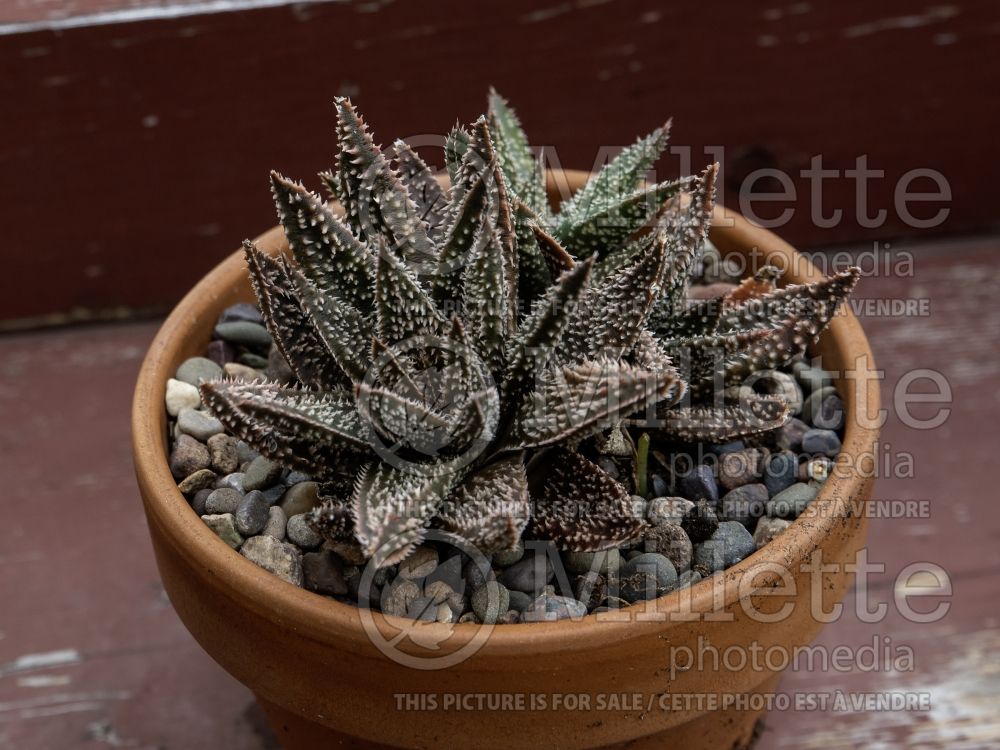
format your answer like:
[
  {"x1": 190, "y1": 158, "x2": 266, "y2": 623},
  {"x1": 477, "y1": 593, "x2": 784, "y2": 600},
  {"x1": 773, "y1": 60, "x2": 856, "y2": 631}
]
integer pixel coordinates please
[{"x1": 132, "y1": 169, "x2": 880, "y2": 749}]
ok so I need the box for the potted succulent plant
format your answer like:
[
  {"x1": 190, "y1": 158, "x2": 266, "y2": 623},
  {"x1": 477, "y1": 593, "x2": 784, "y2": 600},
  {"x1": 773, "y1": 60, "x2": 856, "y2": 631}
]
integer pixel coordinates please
[{"x1": 133, "y1": 91, "x2": 880, "y2": 749}]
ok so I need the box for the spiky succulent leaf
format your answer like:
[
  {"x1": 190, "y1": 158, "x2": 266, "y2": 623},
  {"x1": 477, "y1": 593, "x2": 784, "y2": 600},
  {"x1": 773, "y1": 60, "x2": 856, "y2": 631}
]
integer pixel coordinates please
[
  {"x1": 558, "y1": 120, "x2": 670, "y2": 224},
  {"x1": 393, "y1": 139, "x2": 447, "y2": 238},
  {"x1": 531, "y1": 449, "x2": 644, "y2": 551},
  {"x1": 552, "y1": 177, "x2": 691, "y2": 259},
  {"x1": 308, "y1": 496, "x2": 355, "y2": 542},
  {"x1": 506, "y1": 359, "x2": 678, "y2": 449},
  {"x1": 461, "y1": 225, "x2": 508, "y2": 373},
  {"x1": 201, "y1": 380, "x2": 369, "y2": 473},
  {"x1": 530, "y1": 221, "x2": 575, "y2": 279},
  {"x1": 432, "y1": 170, "x2": 489, "y2": 304},
  {"x1": 243, "y1": 242, "x2": 346, "y2": 389},
  {"x1": 437, "y1": 456, "x2": 529, "y2": 553},
  {"x1": 355, "y1": 381, "x2": 454, "y2": 458},
  {"x1": 351, "y1": 463, "x2": 455, "y2": 568},
  {"x1": 657, "y1": 394, "x2": 789, "y2": 443},
  {"x1": 444, "y1": 123, "x2": 470, "y2": 187},
  {"x1": 269, "y1": 171, "x2": 375, "y2": 313},
  {"x1": 374, "y1": 241, "x2": 447, "y2": 344},
  {"x1": 487, "y1": 88, "x2": 548, "y2": 216}
]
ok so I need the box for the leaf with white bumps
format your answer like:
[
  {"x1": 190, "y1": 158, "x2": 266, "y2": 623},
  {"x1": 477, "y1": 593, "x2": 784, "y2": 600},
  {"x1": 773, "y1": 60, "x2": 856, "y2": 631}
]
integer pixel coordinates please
[{"x1": 437, "y1": 457, "x2": 529, "y2": 553}]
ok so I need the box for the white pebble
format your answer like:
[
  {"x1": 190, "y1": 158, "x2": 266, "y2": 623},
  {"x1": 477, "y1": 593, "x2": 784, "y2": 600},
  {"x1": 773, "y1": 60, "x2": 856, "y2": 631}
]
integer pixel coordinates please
[{"x1": 165, "y1": 378, "x2": 200, "y2": 416}]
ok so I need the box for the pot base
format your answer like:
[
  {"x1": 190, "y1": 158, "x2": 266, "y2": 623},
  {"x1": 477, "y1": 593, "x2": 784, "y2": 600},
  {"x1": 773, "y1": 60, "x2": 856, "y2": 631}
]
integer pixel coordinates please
[{"x1": 256, "y1": 674, "x2": 776, "y2": 750}]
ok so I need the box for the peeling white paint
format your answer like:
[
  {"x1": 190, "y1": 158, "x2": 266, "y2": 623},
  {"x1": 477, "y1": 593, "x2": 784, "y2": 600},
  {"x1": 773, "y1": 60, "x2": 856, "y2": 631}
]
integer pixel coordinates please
[
  {"x1": 0, "y1": 649, "x2": 80, "y2": 677},
  {"x1": 842, "y1": 6, "x2": 959, "y2": 38}
]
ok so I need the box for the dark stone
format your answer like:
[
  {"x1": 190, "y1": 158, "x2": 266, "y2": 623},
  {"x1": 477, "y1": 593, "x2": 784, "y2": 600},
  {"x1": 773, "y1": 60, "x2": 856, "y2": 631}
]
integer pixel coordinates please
[
  {"x1": 812, "y1": 393, "x2": 845, "y2": 431},
  {"x1": 595, "y1": 456, "x2": 620, "y2": 480},
  {"x1": 500, "y1": 549, "x2": 554, "y2": 594},
  {"x1": 775, "y1": 417, "x2": 810, "y2": 452},
  {"x1": 643, "y1": 522, "x2": 693, "y2": 572},
  {"x1": 718, "y1": 448, "x2": 764, "y2": 491},
  {"x1": 802, "y1": 385, "x2": 836, "y2": 426},
  {"x1": 710, "y1": 440, "x2": 745, "y2": 455},
  {"x1": 802, "y1": 428, "x2": 842, "y2": 458},
  {"x1": 234, "y1": 490, "x2": 269, "y2": 536},
  {"x1": 213, "y1": 321, "x2": 273, "y2": 350},
  {"x1": 302, "y1": 550, "x2": 348, "y2": 596},
  {"x1": 650, "y1": 473, "x2": 669, "y2": 498},
  {"x1": 763, "y1": 451, "x2": 798, "y2": 496},
  {"x1": 219, "y1": 302, "x2": 264, "y2": 325},
  {"x1": 207, "y1": 433, "x2": 239, "y2": 475},
  {"x1": 191, "y1": 488, "x2": 212, "y2": 516},
  {"x1": 720, "y1": 484, "x2": 769, "y2": 529},
  {"x1": 266, "y1": 345, "x2": 295, "y2": 384},
  {"x1": 675, "y1": 463, "x2": 719, "y2": 504},
  {"x1": 471, "y1": 581, "x2": 510, "y2": 624},
  {"x1": 693, "y1": 522, "x2": 755, "y2": 573},
  {"x1": 767, "y1": 483, "x2": 819, "y2": 519},
  {"x1": 507, "y1": 590, "x2": 533, "y2": 612},
  {"x1": 170, "y1": 434, "x2": 210, "y2": 480},
  {"x1": 204, "y1": 339, "x2": 236, "y2": 367},
  {"x1": 681, "y1": 499, "x2": 720, "y2": 544},
  {"x1": 462, "y1": 557, "x2": 494, "y2": 592},
  {"x1": 279, "y1": 481, "x2": 321, "y2": 516},
  {"x1": 205, "y1": 487, "x2": 244, "y2": 515},
  {"x1": 243, "y1": 455, "x2": 283, "y2": 491},
  {"x1": 237, "y1": 352, "x2": 269, "y2": 369},
  {"x1": 620, "y1": 553, "x2": 678, "y2": 602}
]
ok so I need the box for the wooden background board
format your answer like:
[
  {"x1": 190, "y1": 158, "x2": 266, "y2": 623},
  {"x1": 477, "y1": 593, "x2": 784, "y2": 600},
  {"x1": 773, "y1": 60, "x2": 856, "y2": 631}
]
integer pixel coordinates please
[{"x1": 1, "y1": 0, "x2": 999, "y2": 325}]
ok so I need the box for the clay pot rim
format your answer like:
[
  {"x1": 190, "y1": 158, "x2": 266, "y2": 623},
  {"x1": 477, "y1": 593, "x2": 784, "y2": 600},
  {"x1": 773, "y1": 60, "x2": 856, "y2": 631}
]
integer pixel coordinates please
[{"x1": 132, "y1": 168, "x2": 880, "y2": 656}]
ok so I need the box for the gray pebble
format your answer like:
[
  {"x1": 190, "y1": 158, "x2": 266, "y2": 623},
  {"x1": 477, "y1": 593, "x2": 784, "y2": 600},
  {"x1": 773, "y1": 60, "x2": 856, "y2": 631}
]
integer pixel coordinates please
[
  {"x1": 802, "y1": 386, "x2": 836, "y2": 425},
  {"x1": 237, "y1": 352, "x2": 270, "y2": 369},
  {"x1": 462, "y1": 557, "x2": 495, "y2": 591},
  {"x1": 302, "y1": 550, "x2": 348, "y2": 596},
  {"x1": 191, "y1": 488, "x2": 212, "y2": 516},
  {"x1": 201, "y1": 513, "x2": 244, "y2": 549},
  {"x1": 261, "y1": 484, "x2": 286, "y2": 505},
  {"x1": 235, "y1": 440, "x2": 258, "y2": 464},
  {"x1": 243, "y1": 456, "x2": 283, "y2": 491},
  {"x1": 574, "y1": 571, "x2": 607, "y2": 611},
  {"x1": 802, "y1": 428, "x2": 842, "y2": 458},
  {"x1": 262, "y1": 506, "x2": 287, "y2": 540},
  {"x1": 812, "y1": 393, "x2": 845, "y2": 431},
  {"x1": 754, "y1": 517, "x2": 792, "y2": 550},
  {"x1": 491, "y1": 540, "x2": 524, "y2": 567},
  {"x1": 240, "y1": 536, "x2": 303, "y2": 586},
  {"x1": 643, "y1": 523, "x2": 693, "y2": 572},
  {"x1": 763, "y1": 451, "x2": 798, "y2": 496},
  {"x1": 170, "y1": 434, "x2": 210, "y2": 480},
  {"x1": 175, "y1": 356, "x2": 224, "y2": 386},
  {"x1": 279, "y1": 481, "x2": 321, "y2": 516},
  {"x1": 563, "y1": 549, "x2": 621, "y2": 576},
  {"x1": 234, "y1": 490, "x2": 269, "y2": 536},
  {"x1": 219, "y1": 302, "x2": 263, "y2": 325},
  {"x1": 523, "y1": 594, "x2": 588, "y2": 622},
  {"x1": 500, "y1": 551, "x2": 554, "y2": 594},
  {"x1": 205, "y1": 487, "x2": 243, "y2": 514},
  {"x1": 718, "y1": 448, "x2": 764, "y2": 492},
  {"x1": 287, "y1": 513, "x2": 322, "y2": 549},
  {"x1": 507, "y1": 590, "x2": 533, "y2": 612},
  {"x1": 620, "y1": 553, "x2": 678, "y2": 602},
  {"x1": 178, "y1": 469, "x2": 217, "y2": 494},
  {"x1": 207, "y1": 433, "x2": 239, "y2": 474},
  {"x1": 397, "y1": 546, "x2": 438, "y2": 580},
  {"x1": 720, "y1": 484, "x2": 769, "y2": 529},
  {"x1": 693, "y1": 522, "x2": 755, "y2": 573},
  {"x1": 678, "y1": 570, "x2": 702, "y2": 588},
  {"x1": 767, "y1": 482, "x2": 819, "y2": 519},
  {"x1": 471, "y1": 581, "x2": 510, "y2": 624},
  {"x1": 775, "y1": 417, "x2": 810, "y2": 452},
  {"x1": 647, "y1": 497, "x2": 694, "y2": 525},
  {"x1": 650, "y1": 473, "x2": 668, "y2": 498},
  {"x1": 676, "y1": 464, "x2": 718, "y2": 504},
  {"x1": 381, "y1": 579, "x2": 421, "y2": 616},
  {"x1": 214, "y1": 321, "x2": 272, "y2": 350},
  {"x1": 215, "y1": 472, "x2": 245, "y2": 492},
  {"x1": 795, "y1": 364, "x2": 834, "y2": 393},
  {"x1": 595, "y1": 456, "x2": 620, "y2": 479},
  {"x1": 176, "y1": 407, "x2": 224, "y2": 442}
]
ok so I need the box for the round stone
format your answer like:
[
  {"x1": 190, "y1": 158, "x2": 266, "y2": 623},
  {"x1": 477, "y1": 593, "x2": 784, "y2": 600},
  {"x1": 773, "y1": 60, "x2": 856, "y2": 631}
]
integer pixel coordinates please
[
  {"x1": 763, "y1": 451, "x2": 798, "y2": 496},
  {"x1": 650, "y1": 473, "x2": 669, "y2": 497},
  {"x1": 279, "y1": 481, "x2": 321, "y2": 516},
  {"x1": 693, "y1": 522, "x2": 756, "y2": 573},
  {"x1": 642, "y1": 523, "x2": 693, "y2": 572},
  {"x1": 767, "y1": 483, "x2": 819, "y2": 519},
  {"x1": 261, "y1": 506, "x2": 287, "y2": 540},
  {"x1": 676, "y1": 463, "x2": 719, "y2": 504},
  {"x1": 381, "y1": 579, "x2": 421, "y2": 617},
  {"x1": 176, "y1": 407, "x2": 224, "y2": 442},
  {"x1": 620, "y1": 553, "x2": 678, "y2": 603},
  {"x1": 204, "y1": 340, "x2": 236, "y2": 366},
  {"x1": 471, "y1": 581, "x2": 510, "y2": 624},
  {"x1": 718, "y1": 448, "x2": 764, "y2": 491},
  {"x1": 191, "y1": 488, "x2": 212, "y2": 516},
  {"x1": 507, "y1": 590, "x2": 533, "y2": 613},
  {"x1": 397, "y1": 546, "x2": 438, "y2": 580},
  {"x1": 219, "y1": 302, "x2": 263, "y2": 325},
  {"x1": 812, "y1": 393, "x2": 845, "y2": 431},
  {"x1": 175, "y1": 356, "x2": 224, "y2": 386},
  {"x1": 169, "y1": 434, "x2": 210, "y2": 480},
  {"x1": 523, "y1": 594, "x2": 588, "y2": 622},
  {"x1": 302, "y1": 550, "x2": 348, "y2": 596},
  {"x1": 238, "y1": 352, "x2": 269, "y2": 369},
  {"x1": 795, "y1": 365, "x2": 834, "y2": 394},
  {"x1": 424, "y1": 580, "x2": 465, "y2": 616},
  {"x1": 243, "y1": 456, "x2": 283, "y2": 491},
  {"x1": 205, "y1": 487, "x2": 243, "y2": 515},
  {"x1": 215, "y1": 472, "x2": 245, "y2": 492},
  {"x1": 234, "y1": 490, "x2": 269, "y2": 536},
  {"x1": 240, "y1": 536, "x2": 303, "y2": 586},
  {"x1": 775, "y1": 417, "x2": 810, "y2": 452},
  {"x1": 563, "y1": 549, "x2": 621, "y2": 576},
  {"x1": 681, "y1": 499, "x2": 720, "y2": 544},
  {"x1": 201, "y1": 513, "x2": 244, "y2": 549},
  {"x1": 214, "y1": 321, "x2": 273, "y2": 350},
  {"x1": 802, "y1": 428, "x2": 842, "y2": 458},
  {"x1": 499, "y1": 551, "x2": 554, "y2": 594},
  {"x1": 286, "y1": 513, "x2": 322, "y2": 549},
  {"x1": 753, "y1": 517, "x2": 791, "y2": 550},
  {"x1": 720, "y1": 484, "x2": 769, "y2": 529},
  {"x1": 207, "y1": 433, "x2": 239, "y2": 475},
  {"x1": 165, "y1": 378, "x2": 201, "y2": 416},
  {"x1": 462, "y1": 557, "x2": 494, "y2": 592},
  {"x1": 491, "y1": 540, "x2": 525, "y2": 567},
  {"x1": 647, "y1": 497, "x2": 694, "y2": 525},
  {"x1": 802, "y1": 386, "x2": 837, "y2": 426}
]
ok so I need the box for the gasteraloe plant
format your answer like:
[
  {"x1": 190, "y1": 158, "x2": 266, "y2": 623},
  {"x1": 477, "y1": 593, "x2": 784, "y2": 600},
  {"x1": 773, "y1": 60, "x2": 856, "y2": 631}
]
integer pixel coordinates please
[{"x1": 201, "y1": 92, "x2": 858, "y2": 569}]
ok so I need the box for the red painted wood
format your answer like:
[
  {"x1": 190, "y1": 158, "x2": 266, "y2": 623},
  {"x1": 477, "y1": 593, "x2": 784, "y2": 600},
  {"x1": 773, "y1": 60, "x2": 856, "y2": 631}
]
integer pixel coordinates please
[{"x1": 1, "y1": 1, "x2": 998, "y2": 323}]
